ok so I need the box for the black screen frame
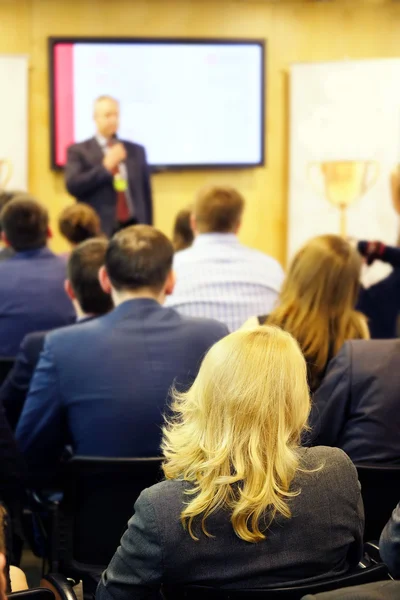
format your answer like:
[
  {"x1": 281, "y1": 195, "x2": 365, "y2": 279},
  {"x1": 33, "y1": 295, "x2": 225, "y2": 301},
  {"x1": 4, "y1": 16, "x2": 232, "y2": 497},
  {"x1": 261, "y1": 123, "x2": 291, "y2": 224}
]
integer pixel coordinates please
[{"x1": 48, "y1": 36, "x2": 266, "y2": 172}]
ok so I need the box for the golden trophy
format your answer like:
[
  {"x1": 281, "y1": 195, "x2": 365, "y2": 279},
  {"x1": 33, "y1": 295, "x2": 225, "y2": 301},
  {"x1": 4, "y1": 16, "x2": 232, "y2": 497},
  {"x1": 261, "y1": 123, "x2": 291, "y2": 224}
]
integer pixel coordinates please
[
  {"x1": 0, "y1": 159, "x2": 12, "y2": 191},
  {"x1": 308, "y1": 160, "x2": 379, "y2": 237}
]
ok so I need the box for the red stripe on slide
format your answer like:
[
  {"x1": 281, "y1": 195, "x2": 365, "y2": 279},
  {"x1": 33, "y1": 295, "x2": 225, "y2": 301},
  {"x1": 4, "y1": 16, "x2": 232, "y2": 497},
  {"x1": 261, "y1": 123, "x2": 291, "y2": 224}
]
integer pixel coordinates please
[{"x1": 54, "y1": 43, "x2": 74, "y2": 167}]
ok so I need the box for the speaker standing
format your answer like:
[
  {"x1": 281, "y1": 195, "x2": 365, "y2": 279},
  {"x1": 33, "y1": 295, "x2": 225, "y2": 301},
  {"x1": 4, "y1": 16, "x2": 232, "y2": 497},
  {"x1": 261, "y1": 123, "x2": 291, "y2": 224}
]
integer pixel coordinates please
[{"x1": 65, "y1": 96, "x2": 152, "y2": 237}]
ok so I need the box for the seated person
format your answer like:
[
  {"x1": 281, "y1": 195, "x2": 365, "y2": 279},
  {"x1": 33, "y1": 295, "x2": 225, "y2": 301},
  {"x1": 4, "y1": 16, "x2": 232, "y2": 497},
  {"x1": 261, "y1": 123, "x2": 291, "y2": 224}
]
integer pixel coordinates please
[
  {"x1": 58, "y1": 203, "x2": 102, "y2": 252},
  {"x1": 16, "y1": 225, "x2": 228, "y2": 476},
  {"x1": 97, "y1": 327, "x2": 363, "y2": 599},
  {"x1": 244, "y1": 235, "x2": 369, "y2": 392},
  {"x1": 310, "y1": 339, "x2": 400, "y2": 463},
  {"x1": 0, "y1": 191, "x2": 26, "y2": 262},
  {"x1": 172, "y1": 208, "x2": 193, "y2": 252},
  {"x1": 166, "y1": 186, "x2": 284, "y2": 331},
  {"x1": 0, "y1": 196, "x2": 75, "y2": 356},
  {"x1": 380, "y1": 501, "x2": 400, "y2": 578},
  {"x1": 0, "y1": 238, "x2": 113, "y2": 429},
  {"x1": 357, "y1": 240, "x2": 400, "y2": 338}
]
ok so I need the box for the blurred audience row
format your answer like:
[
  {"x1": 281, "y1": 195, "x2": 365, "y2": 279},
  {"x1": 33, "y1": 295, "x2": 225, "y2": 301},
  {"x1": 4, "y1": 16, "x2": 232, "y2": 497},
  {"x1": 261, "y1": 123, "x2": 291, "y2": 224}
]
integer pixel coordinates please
[{"x1": 0, "y1": 186, "x2": 399, "y2": 597}]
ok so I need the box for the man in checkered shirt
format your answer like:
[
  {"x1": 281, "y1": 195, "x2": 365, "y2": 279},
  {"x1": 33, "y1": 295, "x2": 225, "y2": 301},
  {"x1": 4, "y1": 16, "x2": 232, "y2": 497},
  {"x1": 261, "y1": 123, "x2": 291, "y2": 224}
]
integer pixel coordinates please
[{"x1": 166, "y1": 186, "x2": 284, "y2": 331}]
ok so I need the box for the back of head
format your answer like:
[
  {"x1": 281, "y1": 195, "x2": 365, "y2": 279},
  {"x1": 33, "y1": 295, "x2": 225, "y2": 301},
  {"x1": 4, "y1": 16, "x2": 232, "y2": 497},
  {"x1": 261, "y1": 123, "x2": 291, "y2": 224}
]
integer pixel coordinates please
[
  {"x1": 59, "y1": 203, "x2": 101, "y2": 245},
  {"x1": 268, "y1": 234, "x2": 369, "y2": 389},
  {"x1": 106, "y1": 225, "x2": 174, "y2": 293},
  {"x1": 163, "y1": 326, "x2": 311, "y2": 543},
  {"x1": 0, "y1": 191, "x2": 26, "y2": 234},
  {"x1": 1, "y1": 196, "x2": 48, "y2": 252},
  {"x1": 193, "y1": 186, "x2": 245, "y2": 234},
  {"x1": 68, "y1": 239, "x2": 113, "y2": 316},
  {"x1": 172, "y1": 208, "x2": 194, "y2": 252}
]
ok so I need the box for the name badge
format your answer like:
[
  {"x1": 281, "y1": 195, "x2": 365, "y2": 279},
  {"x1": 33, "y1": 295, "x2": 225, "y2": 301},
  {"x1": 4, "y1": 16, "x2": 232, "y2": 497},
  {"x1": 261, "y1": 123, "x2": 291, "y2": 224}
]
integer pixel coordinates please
[{"x1": 113, "y1": 173, "x2": 128, "y2": 193}]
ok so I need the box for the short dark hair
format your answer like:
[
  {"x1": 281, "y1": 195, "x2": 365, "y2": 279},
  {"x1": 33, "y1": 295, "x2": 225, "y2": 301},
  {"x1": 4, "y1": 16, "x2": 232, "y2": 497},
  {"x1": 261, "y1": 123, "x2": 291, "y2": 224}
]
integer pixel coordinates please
[
  {"x1": 194, "y1": 186, "x2": 245, "y2": 233},
  {"x1": 172, "y1": 209, "x2": 194, "y2": 252},
  {"x1": 106, "y1": 225, "x2": 174, "y2": 293},
  {"x1": 1, "y1": 196, "x2": 49, "y2": 251},
  {"x1": 67, "y1": 239, "x2": 113, "y2": 316},
  {"x1": 59, "y1": 203, "x2": 101, "y2": 245}
]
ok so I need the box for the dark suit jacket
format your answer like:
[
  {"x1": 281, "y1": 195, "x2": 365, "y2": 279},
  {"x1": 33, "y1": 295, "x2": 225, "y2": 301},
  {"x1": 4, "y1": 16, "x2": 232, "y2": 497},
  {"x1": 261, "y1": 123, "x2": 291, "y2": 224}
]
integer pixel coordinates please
[
  {"x1": 310, "y1": 340, "x2": 400, "y2": 464},
  {"x1": 380, "y1": 501, "x2": 400, "y2": 579},
  {"x1": 0, "y1": 318, "x2": 97, "y2": 430},
  {"x1": 65, "y1": 137, "x2": 153, "y2": 237},
  {"x1": 0, "y1": 247, "x2": 75, "y2": 357},
  {"x1": 97, "y1": 447, "x2": 363, "y2": 600},
  {"x1": 302, "y1": 580, "x2": 400, "y2": 600},
  {"x1": 16, "y1": 299, "x2": 228, "y2": 473}
]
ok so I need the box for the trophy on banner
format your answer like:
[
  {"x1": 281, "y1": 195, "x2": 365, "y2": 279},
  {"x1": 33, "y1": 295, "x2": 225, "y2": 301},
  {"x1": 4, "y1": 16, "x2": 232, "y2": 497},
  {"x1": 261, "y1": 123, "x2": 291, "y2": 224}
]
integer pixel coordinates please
[
  {"x1": 0, "y1": 159, "x2": 12, "y2": 191},
  {"x1": 308, "y1": 160, "x2": 379, "y2": 237}
]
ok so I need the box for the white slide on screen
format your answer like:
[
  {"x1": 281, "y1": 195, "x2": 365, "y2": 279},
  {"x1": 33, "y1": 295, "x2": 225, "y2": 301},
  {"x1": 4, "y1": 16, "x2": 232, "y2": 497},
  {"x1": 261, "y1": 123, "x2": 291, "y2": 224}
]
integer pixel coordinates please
[{"x1": 72, "y1": 43, "x2": 263, "y2": 166}]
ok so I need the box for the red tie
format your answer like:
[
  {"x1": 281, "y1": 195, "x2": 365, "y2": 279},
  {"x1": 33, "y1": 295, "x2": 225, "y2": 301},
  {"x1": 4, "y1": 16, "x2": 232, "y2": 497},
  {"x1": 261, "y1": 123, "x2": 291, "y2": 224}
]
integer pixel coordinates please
[{"x1": 107, "y1": 141, "x2": 130, "y2": 223}]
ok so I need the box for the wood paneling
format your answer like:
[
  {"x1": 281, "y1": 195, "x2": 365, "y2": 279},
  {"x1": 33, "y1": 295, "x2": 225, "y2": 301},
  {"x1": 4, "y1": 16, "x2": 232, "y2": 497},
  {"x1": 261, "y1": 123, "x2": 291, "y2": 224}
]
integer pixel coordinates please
[{"x1": 1, "y1": 0, "x2": 400, "y2": 261}]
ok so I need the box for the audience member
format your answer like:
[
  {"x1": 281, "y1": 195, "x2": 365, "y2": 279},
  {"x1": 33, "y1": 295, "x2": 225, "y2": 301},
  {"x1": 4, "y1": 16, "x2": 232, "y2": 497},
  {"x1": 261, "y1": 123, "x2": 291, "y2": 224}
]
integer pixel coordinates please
[
  {"x1": 310, "y1": 339, "x2": 400, "y2": 463},
  {"x1": 0, "y1": 197, "x2": 75, "y2": 356},
  {"x1": 244, "y1": 235, "x2": 369, "y2": 391},
  {"x1": 97, "y1": 327, "x2": 363, "y2": 599},
  {"x1": 166, "y1": 186, "x2": 284, "y2": 331},
  {"x1": 16, "y1": 225, "x2": 228, "y2": 476},
  {"x1": 0, "y1": 191, "x2": 26, "y2": 262},
  {"x1": 0, "y1": 239, "x2": 113, "y2": 429},
  {"x1": 380, "y1": 501, "x2": 400, "y2": 578},
  {"x1": 58, "y1": 203, "x2": 102, "y2": 249},
  {"x1": 172, "y1": 208, "x2": 193, "y2": 252},
  {"x1": 357, "y1": 240, "x2": 400, "y2": 338}
]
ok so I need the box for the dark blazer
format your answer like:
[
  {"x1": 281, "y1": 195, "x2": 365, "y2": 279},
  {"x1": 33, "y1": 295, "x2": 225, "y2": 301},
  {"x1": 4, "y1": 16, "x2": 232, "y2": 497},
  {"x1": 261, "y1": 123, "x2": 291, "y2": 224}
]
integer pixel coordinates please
[
  {"x1": 302, "y1": 580, "x2": 400, "y2": 600},
  {"x1": 380, "y1": 501, "x2": 400, "y2": 579},
  {"x1": 16, "y1": 299, "x2": 228, "y2": 473},
  {"x1": 0, "y1": 318, "x2": 96, "y2": 430},
  {"x1": 310, "y1": 340, "x2": 400, "y2": 464},
  {"x1": 65, "y1": 137, "x2": 153, "y2": 237},
  {"x1": 97, "y1": 447, "x2": 363, "y2": 600},
  {"x1": 0, "y1": 247, "x2": 75, "y2": 357}
]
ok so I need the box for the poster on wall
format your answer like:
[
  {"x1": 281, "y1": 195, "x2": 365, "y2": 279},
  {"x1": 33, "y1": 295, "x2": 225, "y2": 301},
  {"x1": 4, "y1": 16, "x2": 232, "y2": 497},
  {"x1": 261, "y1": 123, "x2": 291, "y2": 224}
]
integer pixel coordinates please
[
  {"x1": 0, "y1": 55, "x2": 28, "y2": 192},
  {"x1": 288, "y1": 59, "x2": 400, "y2": 284}
]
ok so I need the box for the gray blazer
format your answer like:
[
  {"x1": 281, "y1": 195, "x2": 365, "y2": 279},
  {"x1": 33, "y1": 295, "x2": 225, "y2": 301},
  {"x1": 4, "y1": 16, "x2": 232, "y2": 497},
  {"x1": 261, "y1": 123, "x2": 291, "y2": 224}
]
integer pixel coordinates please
[
  {"x1": 310, "y1": 340, "x2": 400, "y2": 464},
  {"x1": 96, "y1": 447, "x2": 363, "y2": 600}
]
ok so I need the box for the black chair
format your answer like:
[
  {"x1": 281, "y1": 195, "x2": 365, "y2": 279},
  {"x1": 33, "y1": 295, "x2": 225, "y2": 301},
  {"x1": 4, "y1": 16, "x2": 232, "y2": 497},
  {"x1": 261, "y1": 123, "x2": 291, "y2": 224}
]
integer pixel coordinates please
[
  {"x1": 356, "y1": 464, "x2": 400, "y2": 541},
  {"x1": 48, "y1": 456, "x2": 163, "y2": 583},
  {"x1": 8, "y1": 574, "x2": 77, "y2": 600},
  {"x1": 161, "y1": 564, "x2": 388, "y2": 600},
  {"x1": 0, "y1": 358, "x2": 14, "y2": 387}
]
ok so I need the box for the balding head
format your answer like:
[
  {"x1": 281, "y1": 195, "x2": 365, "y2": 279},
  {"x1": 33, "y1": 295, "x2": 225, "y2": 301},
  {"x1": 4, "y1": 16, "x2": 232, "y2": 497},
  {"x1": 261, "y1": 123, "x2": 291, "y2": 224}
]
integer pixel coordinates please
[{"x1": 93, "y1": 96, "x2": 120, "y2": 139}]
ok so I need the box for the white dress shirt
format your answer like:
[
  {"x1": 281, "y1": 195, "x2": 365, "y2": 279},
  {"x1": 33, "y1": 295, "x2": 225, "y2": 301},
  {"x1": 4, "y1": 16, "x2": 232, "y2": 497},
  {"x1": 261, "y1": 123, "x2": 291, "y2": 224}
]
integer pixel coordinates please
[
  {"x1": 96, "y1": 134, "x2": 134, "y2": 216},
  {"x1": 166, "y1": 233, "x2": 284, "y2": 331}
]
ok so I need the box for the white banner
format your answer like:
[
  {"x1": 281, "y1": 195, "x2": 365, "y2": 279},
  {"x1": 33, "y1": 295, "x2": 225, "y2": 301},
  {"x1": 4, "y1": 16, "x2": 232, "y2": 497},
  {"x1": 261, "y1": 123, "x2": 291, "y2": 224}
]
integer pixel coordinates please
[
  {"x1": 288, "y1": 59, "x2": 400, "y2": 284},
  {"x1": 0, "y1": 55, "x2": 28, "y2": 191}
]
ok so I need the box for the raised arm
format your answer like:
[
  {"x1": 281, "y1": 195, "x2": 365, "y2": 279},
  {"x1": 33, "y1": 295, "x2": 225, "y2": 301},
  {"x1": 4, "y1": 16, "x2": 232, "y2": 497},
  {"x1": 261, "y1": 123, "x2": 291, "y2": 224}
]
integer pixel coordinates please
[{"x1": 65, "y1": 145, "x2": 113, "y2": 198}]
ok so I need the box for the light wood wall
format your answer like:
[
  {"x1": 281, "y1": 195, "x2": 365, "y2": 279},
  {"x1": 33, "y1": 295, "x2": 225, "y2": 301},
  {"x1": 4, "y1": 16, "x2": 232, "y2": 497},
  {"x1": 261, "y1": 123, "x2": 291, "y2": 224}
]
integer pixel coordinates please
[{"x1": 1, "y1": 0, "x2": 400, "y2": 262}]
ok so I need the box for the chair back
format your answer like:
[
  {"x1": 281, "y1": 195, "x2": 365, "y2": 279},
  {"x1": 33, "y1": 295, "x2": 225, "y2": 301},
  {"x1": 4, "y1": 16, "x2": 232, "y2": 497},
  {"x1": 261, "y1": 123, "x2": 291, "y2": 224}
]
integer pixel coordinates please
[
  {"x1": 8, "y1": 590, "x2": 54, "y2": 600},
  {"x1": 0, "y1": 358, "x2": 14, "y2": 386},
  {"x1": 57, "y1": 456, "x2": 163, "y2": 573},
  {"x1": 161, "y1": 564, "x2": 388, "y2": 599},
  {"x1": 356, "y1": 464, "x2": 400, "y2": 541}
]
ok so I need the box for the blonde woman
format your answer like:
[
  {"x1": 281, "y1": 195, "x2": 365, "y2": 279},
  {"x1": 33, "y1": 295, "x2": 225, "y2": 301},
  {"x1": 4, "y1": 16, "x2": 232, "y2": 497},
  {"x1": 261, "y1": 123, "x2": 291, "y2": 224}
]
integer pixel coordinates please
[
  {"x1": 97, "y1": 327, "x2": 363, "y2": 598},
  {"x1": 243, "y1": 235, "x2": 369, "y2": 391}
]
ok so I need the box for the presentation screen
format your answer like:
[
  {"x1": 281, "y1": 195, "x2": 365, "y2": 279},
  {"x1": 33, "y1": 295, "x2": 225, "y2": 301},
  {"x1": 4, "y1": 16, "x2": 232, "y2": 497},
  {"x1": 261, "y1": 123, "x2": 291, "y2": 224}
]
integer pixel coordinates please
[{"x1": 49, "y1": 38, "x2": 265, "y2": 170}]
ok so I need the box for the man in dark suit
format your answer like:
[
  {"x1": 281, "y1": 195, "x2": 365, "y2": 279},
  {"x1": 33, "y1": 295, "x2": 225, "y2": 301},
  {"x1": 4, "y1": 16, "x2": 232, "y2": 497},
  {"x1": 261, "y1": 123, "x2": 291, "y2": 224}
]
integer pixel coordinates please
[
  {"x1": 0, "y1": 238, "x2": 113, "y2": 429},
  {"x1": 0, "y1": 197, "x2": 75, "y2": 357},
  {"x1": 309, "y1": 339, "x2": 400, "y2": 464},
  {"x1": 16, "y1": 225, "x2": 228, "y2": 476},
  {"x1": 65, "y1": 96, "x2": 152, "y2": 237}
]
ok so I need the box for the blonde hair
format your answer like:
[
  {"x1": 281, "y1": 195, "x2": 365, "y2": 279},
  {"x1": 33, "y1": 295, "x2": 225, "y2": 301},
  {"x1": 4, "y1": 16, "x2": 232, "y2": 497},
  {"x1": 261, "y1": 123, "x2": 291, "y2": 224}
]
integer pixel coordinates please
[
  {"x1": 268, "y1": 235, "x2": 369, "y2": 390},
  {"x1": 162, "y1": 326, "x2": 311, "y2": 543},
  {"x1": 193, "y1": 186, "x2": 244, "y2": 233}
]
